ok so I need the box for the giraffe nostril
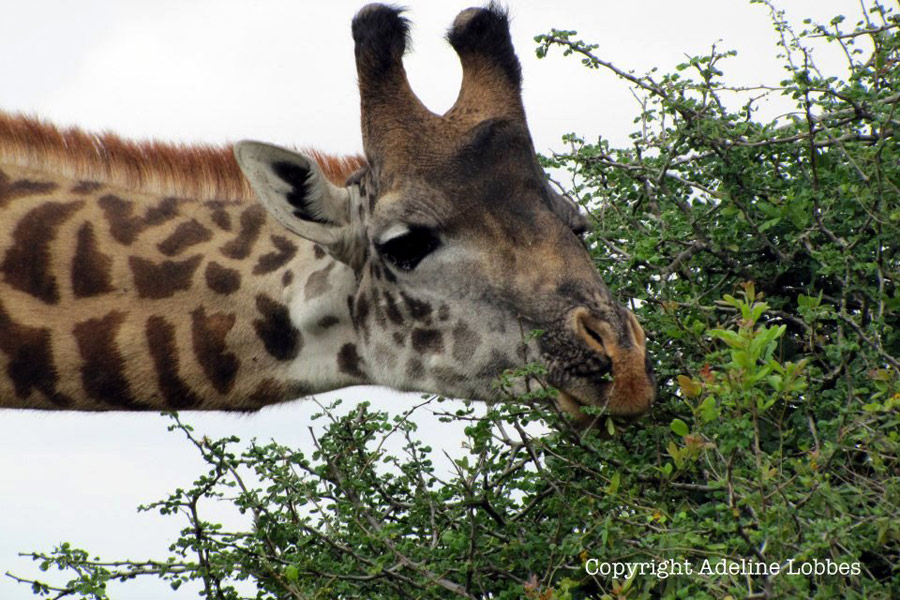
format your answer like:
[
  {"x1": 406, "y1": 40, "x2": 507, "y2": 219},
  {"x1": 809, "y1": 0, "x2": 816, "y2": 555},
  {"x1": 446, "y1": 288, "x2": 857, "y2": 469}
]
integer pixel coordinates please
[
  {"x1": 572, "y1": 307, "x2": 609, "y2": 354},
  {"x1": 583, "y1": 323, "x2": 605, "y2": 350}
]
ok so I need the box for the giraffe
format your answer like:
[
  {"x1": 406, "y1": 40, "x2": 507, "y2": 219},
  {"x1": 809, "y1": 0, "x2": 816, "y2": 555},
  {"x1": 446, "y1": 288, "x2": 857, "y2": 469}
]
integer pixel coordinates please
[{"x1": 0, "y1": 4, "x2": 654, "y2": 428}]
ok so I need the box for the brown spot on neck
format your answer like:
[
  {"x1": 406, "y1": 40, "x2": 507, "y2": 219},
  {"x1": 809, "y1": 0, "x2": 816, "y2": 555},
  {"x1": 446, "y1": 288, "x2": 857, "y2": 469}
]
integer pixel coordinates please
[
  {"x1": 98, "y1": 194, "x2": 179, "y2": 245},
  {"x1": 411, "y1": 328, "x2": 443, "y2": 354},
  {"x1": 1, "y1": 200, "x2": 83, "y2": 304},
  {"x1": 129, "y1": 254, "x2": 202, "y2": 299},
  {"x1": 191, "y1": 307, "x2": 239, "y2": 395},
  {"x1": 72, "y1": 222, "x2": 114, "y2": 298},
  {"x1": 146, "y1": 315, "x2": 201, "y2": 409},
  {"x1": 253, "y1": 294, "x2": 302, "y2": 361},
  {"x1": 337, "y1": 343, "x2": 365, "y2": 379},
  {"x1": 204, "y1": 200, "x2": 238, "y2": 231},
  {"x1": 157, "y1": 219, "x2": 213, "y2": 256},
  {"x1": 253, "y1": 235, "x2": 297, "y2": 275},
  {"x1": 0, "y1": 169, "x2": 57, "y2": 208},
  {"x1": 205, "y1": 261, "x2": 241, "y2": 295},
  {"x1": 210, "y1": 208, "x2": 232, "y2": 231},
  {"x1": 220, "y1": 204, "x2": 266, "y2": 260},
  {"x1": 0, "y1": 300, "x2": 70, "y2": 406},
  {"x1": 73, "y1": 311, "x2": 141, "y2": 408}
]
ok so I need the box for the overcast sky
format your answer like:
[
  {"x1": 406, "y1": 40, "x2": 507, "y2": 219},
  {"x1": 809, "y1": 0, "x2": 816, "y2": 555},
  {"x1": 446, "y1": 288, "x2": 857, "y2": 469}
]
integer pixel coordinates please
[{"x1": 0, "y1": 1, "x2": 857, "y2": 598}]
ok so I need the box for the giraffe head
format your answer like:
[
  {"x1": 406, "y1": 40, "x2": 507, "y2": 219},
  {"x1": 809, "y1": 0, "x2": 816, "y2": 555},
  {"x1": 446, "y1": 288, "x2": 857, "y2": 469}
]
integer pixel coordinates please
[{"x1": 236, "y1": 4, "x2": 654, "y2": 427}]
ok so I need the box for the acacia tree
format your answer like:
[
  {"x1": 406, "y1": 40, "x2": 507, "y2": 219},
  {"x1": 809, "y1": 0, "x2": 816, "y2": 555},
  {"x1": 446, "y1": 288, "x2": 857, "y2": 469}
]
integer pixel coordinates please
[{"x1": 9, "y1": 1, "x2": 899, "y2": 598}]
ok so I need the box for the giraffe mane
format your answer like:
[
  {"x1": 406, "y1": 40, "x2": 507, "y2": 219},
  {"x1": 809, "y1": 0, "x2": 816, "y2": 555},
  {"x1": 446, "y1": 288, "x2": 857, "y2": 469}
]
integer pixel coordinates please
[{"x1": 0, "y1": 112, "x2": 366, "y2": 201}]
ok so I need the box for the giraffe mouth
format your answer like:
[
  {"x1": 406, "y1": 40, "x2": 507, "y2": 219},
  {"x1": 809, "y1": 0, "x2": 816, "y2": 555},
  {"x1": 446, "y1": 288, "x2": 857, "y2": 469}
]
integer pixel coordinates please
[
  {"x1": 555, "y1": 388, "x2": 608, "y2": 429},
  {"x1": 556, "y1": 381, "x2": 649, "y2": 430}
]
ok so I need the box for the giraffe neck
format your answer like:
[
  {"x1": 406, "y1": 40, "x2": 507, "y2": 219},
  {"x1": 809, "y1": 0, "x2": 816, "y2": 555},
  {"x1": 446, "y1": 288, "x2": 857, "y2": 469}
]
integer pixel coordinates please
[{"x1": 0, "y1": 157, "x2": 368, "y2": 411}]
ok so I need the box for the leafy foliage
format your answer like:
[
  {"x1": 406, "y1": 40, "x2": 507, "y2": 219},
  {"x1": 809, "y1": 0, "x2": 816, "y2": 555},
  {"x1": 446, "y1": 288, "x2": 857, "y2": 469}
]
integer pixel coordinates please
[{"x1": 9, "y1": 1, "x2": 899, "y2": 598}]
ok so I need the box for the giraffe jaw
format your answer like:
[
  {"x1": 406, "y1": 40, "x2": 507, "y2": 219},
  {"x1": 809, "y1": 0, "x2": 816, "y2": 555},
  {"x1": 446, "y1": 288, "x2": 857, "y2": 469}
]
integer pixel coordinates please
[
  {"x1": 555, "y1": 389, "x2": 605, "y2": 430},
  {"x1": 555, "y1": 385, "x2": 649, "y2": 430}
]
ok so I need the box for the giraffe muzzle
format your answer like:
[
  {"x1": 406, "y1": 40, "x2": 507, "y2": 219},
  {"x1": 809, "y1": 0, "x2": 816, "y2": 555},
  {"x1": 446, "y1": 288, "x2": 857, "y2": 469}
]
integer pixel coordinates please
[{"x1": 554, "y1": 307, "x2": 655, "y2": 428}]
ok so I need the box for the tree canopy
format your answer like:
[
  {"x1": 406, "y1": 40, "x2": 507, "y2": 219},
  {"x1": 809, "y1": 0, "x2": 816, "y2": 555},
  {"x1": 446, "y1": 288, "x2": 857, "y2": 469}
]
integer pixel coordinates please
[{"x1": 10, "y1": 1, "x2": 899, "y2": 598}]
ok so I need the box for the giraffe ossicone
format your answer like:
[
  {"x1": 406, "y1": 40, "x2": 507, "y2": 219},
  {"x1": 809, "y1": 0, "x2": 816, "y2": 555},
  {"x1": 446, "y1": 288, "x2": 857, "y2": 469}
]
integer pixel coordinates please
[{"x1": 0, "y1": 3, "x2": 654, "y2": 427}]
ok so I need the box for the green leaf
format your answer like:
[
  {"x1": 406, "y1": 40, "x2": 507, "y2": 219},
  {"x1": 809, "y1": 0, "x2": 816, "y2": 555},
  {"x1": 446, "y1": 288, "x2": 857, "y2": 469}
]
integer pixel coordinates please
[
  {"x1": 606, "y1": 471, "x2": 621, "y2": 495},
  {"x1": 709, "y1": 329, "x2": 744, "y2": 349},
  {"x1": 667, "y1": 441, "x2": 683, "y2": 469},
  {"x1": 759, "y1": 217, "x2": 781, "y2": 231},
  {"x1": 699, "y1": 396, "x2": 718, "y2": 422},
  {"x1": 284, "y1": 565, "x2": 299, "y2": 582},
  {"x1": 670, "y1": 418, "x2": 690, "y2": 437}
]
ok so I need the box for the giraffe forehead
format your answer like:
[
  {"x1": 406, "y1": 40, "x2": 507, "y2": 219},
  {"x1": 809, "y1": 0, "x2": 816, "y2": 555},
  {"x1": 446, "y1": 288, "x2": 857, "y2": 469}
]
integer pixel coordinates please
[
  {"x1": 365, "y1": 119, "x2": 550, "y2": 231},
  {"x1": 368, "y1": 173, "x2": 550, "y2": 241}
]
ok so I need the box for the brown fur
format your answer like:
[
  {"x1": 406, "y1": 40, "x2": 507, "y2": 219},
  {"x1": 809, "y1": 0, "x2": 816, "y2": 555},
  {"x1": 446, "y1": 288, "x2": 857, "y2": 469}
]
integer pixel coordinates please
[
  {"x1": 353, "y1": 4, "x2": 524, "y2": 184},
  {"x1": 0, "y1": 112, "x2": 365, "y2": 200}
]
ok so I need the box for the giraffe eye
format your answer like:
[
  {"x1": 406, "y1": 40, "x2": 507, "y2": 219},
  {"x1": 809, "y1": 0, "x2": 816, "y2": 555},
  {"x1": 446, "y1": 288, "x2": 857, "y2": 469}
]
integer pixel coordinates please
[{"x1": 376, "y1": 226, "x2": 440, "y2": 271}]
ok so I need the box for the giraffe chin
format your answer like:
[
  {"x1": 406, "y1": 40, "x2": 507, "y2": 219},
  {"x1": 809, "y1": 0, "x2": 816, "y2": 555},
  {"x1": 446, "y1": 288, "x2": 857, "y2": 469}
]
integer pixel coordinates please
[
  {"x1": 555, "y1": 387, "x2": 649, "y2": 431},
  {"x1": 554, "y1": 390, "x2": 601, "y2": 430}
]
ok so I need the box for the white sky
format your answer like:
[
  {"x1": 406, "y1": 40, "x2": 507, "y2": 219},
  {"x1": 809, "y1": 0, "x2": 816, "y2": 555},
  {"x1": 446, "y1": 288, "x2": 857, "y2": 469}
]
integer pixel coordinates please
[{"x1": 0, "y1": 1, "x2": 858, "y2": 598}]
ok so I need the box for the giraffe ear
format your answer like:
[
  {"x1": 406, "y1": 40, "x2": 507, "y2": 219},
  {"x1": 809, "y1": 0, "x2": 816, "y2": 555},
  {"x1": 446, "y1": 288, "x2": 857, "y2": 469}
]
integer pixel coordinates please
[{"x1": 234, "y1": 141, "x2": 366, "y2": 267}]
